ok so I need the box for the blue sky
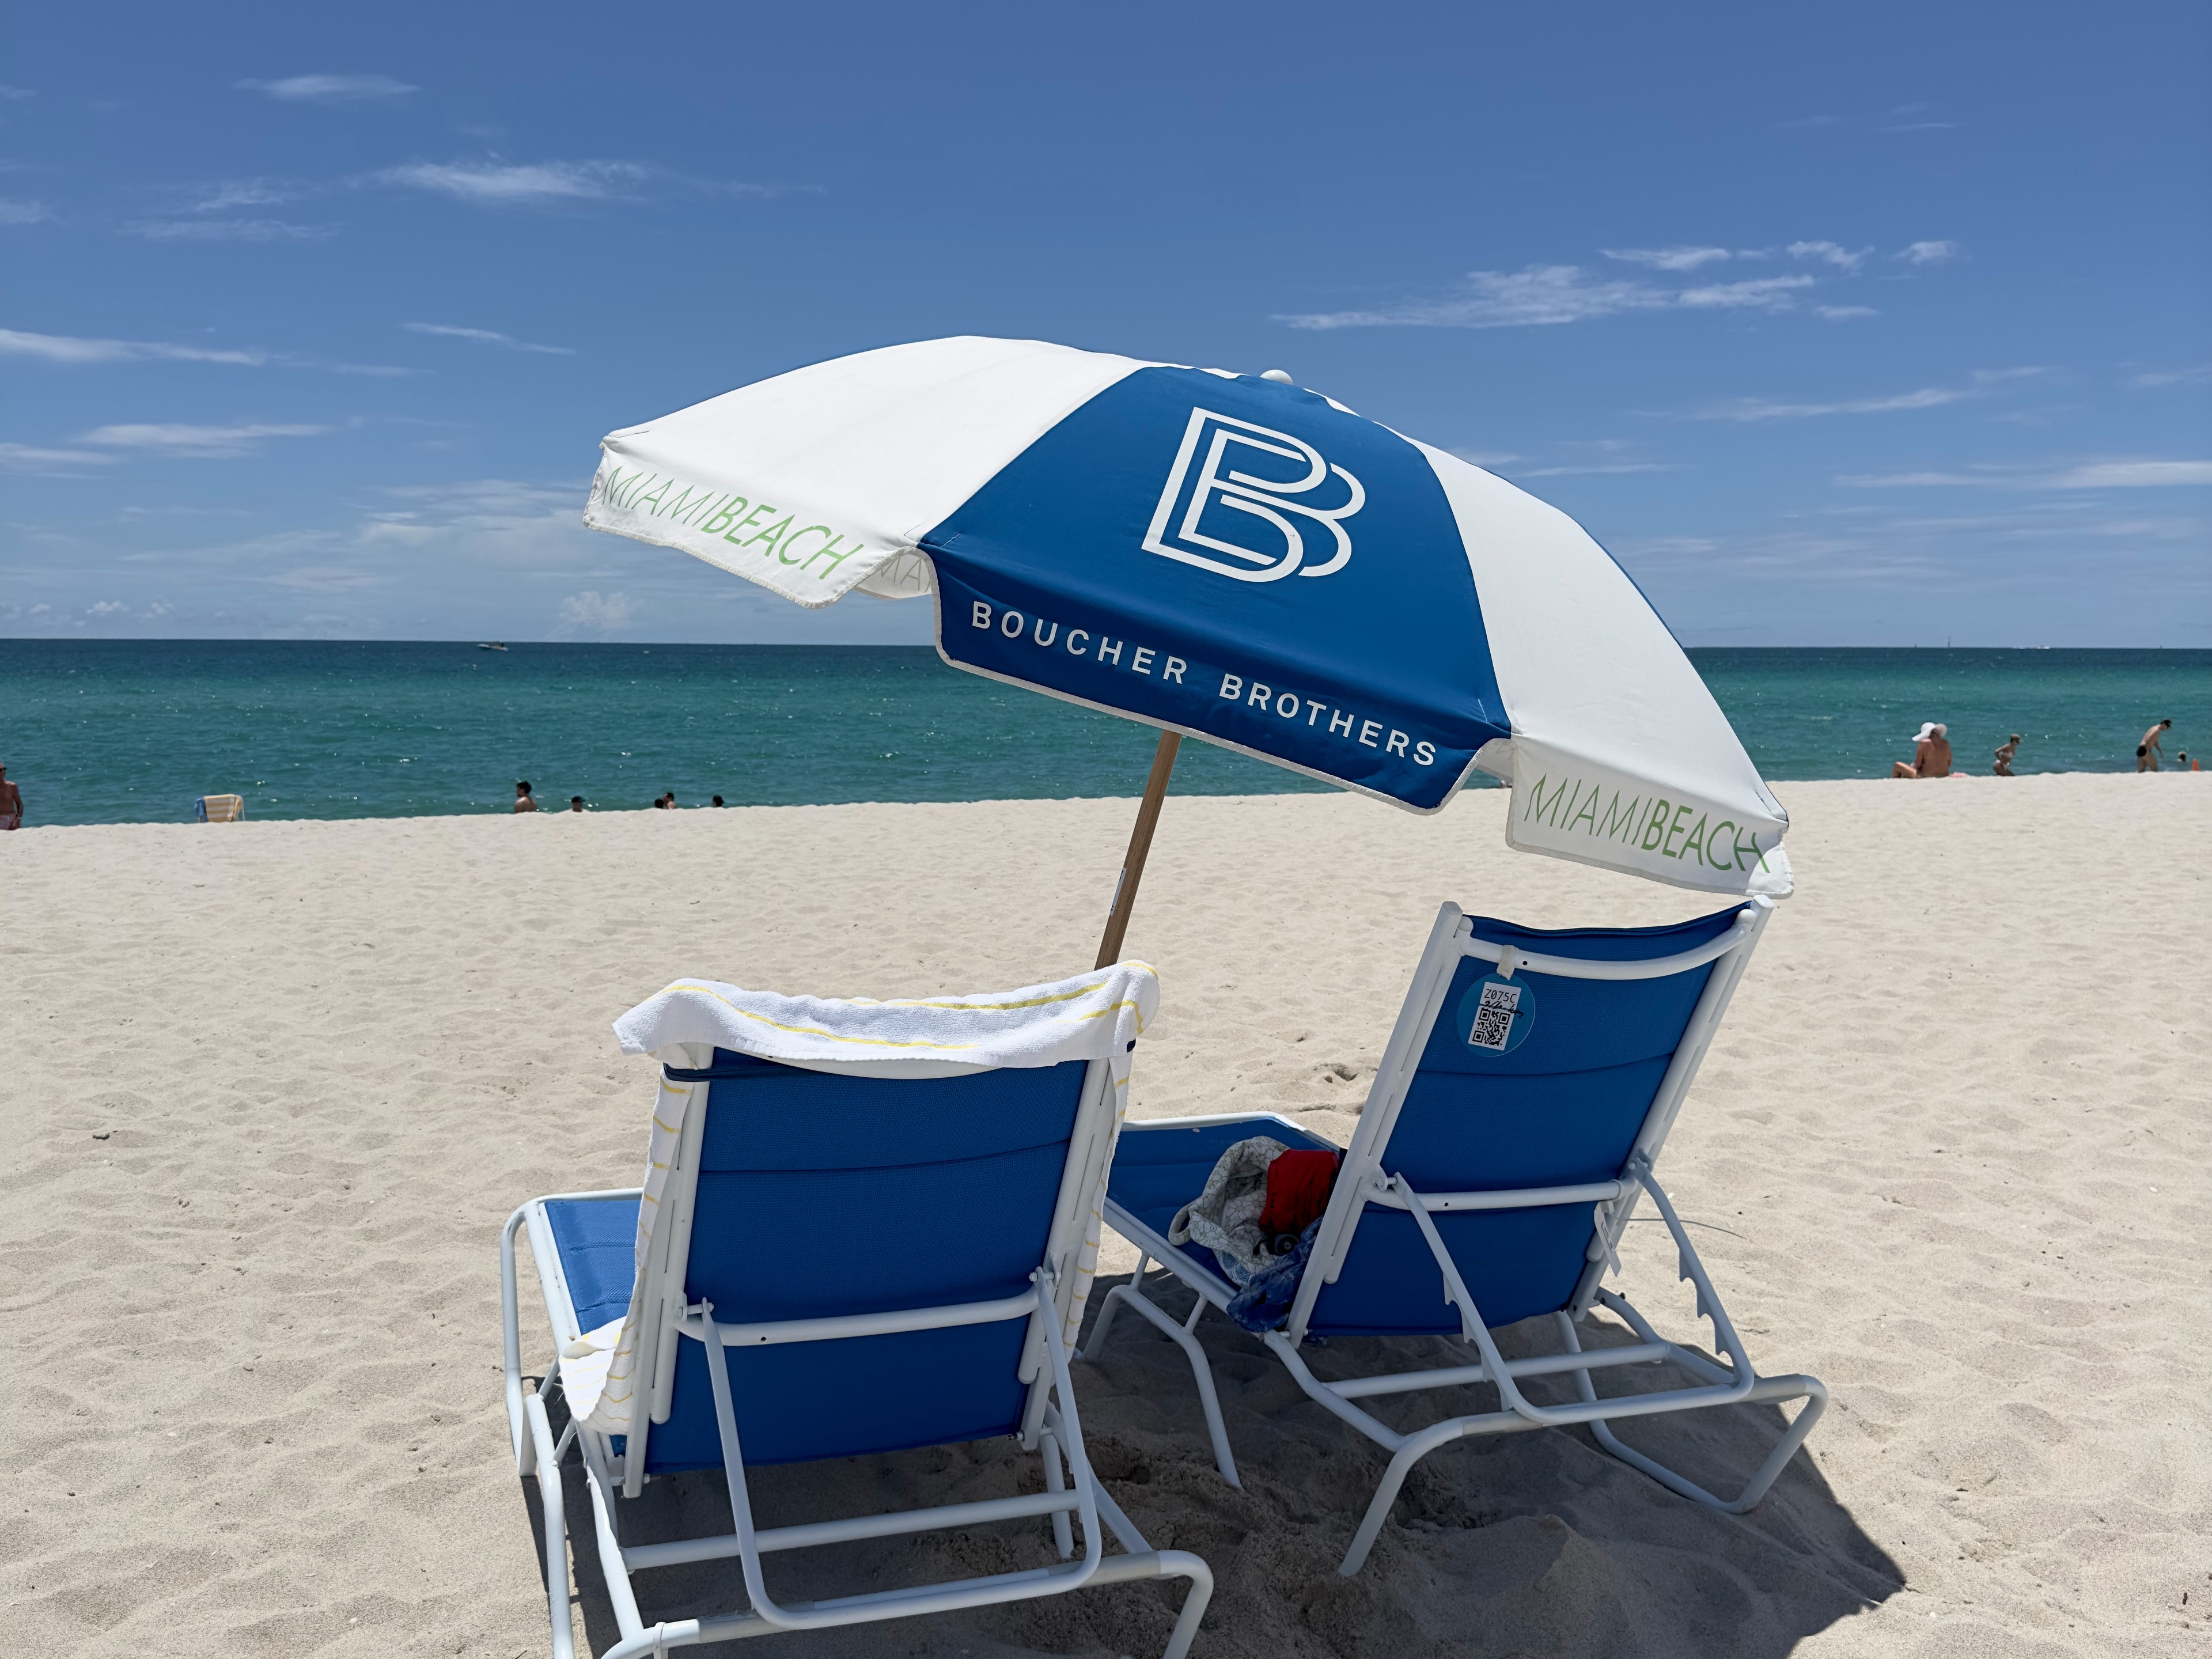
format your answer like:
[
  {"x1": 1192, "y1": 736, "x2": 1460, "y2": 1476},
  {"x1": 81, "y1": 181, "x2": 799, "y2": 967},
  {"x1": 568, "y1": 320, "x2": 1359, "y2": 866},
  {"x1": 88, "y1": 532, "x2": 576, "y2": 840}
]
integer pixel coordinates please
[{"x1": 3, "y1": 1, "x2": 2207, "y2": 646}]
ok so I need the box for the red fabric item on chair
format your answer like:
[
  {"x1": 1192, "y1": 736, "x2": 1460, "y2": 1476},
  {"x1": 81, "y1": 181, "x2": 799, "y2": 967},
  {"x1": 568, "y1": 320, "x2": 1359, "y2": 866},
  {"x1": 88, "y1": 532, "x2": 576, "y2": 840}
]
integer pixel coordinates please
[{"x1": 1257, "y1": 1149, "x2": 1340, "y2": 1244}]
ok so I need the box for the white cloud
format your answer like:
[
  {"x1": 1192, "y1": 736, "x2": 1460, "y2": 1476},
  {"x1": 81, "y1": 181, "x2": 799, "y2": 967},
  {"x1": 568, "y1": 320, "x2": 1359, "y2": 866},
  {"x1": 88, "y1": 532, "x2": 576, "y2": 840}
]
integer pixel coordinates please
[
  {"x1": 1677, "y1": 274, "x2": 1812, "y2": 309},
  {"x1": 556, "y1": 590, "x2": 634, "y2": 635},
  {"x1": 376, "y1": 159, "x2": 648, "y2": 205},
  {"x1": 1283, "y1": 264, "x2": 1671, "y2": 329},
  {"x1": 0, "y1": 441, "x2": 118, "y2": 472},
  {"x1": 1603, "y1": 246, "x2": 1731, "y2": 271},
  {"x1": 1836, "y1": 459, "x2": 2212, "y2": 490},
  {"x1": 0, "y1": 85, "x2": 35, "y2": 101},
  {"x1": 404, "y1": 322, "x2": 574, "y2": 355},
  {"x1": 1815, "y1": 305, "x2": 1878, "y2": 321},
  {"x1": 2130, "y1": 362, "x2": 2211, "y2": 387},
  {"x1": 1514, "y1": 461, "x2": 1680, "y2": 477},
  {"x1": 238, "y1": 74, "x2": 418, "y2": 104},
  {"x1": 1787, "y1": 240, "x2": 1873, "y2": 271},
  {"x1": 0, "y1": 327, "x2": 270, "y2": 365},
  {"x1": 86, "y1": 600, "x2": 127, "y2": 615},
  {"x1": 0, "y1": 198, "x2": 52, "y2": 224},
  {"x1": 1690, "y1": 386, "x2": 1968, "y2": 422},
  {"x1": 77, "y1": 422, "x2": 328, "y2": 458},
  {"x1": 2042, "y1": 460, "x2": 2212, "y2": 488},
  {"x1": 179, "y1": 179, "x2": 301, "y2": 214},
  {"x1": 1896, "y1": 240, "x2": 1960, "y2": 266},
  {"x1": 122, "y1": 218, "x2": 334, "y2": 243}
]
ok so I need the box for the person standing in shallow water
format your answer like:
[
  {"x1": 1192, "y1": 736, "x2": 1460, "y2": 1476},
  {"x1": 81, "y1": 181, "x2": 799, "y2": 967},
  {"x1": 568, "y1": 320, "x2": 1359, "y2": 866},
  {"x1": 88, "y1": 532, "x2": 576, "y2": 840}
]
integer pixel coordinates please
[
  {"x1": 513, "y1": 781, "x2": 539, "y2": 813},
  {"x1": 1893, "y1": 722, "x2": 1952, "y2": 778},
  {"x1": 2137, "y1": 719, "x2": 2172, "y2": 772}
]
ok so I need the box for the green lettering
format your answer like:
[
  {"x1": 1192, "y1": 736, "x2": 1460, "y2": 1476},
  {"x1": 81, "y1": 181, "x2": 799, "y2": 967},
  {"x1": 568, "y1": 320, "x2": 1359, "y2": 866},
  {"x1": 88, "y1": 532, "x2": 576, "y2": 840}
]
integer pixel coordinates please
[
  {"x1": 1680, "y1": 813, "x2": 1709, "y2": 865},
  {"x1": 700, "y1": 495, "x2": 748, "y2": 536},
  {"x1": 1706, "y1": 820, "x2": 1734, "y2": 868},
  {"x1": 777, "y1": 525, "x2": 833, "y2": 566},
  {"x1": 1662, "y1": 804, "x2": 1693, "y2": 859},
  {"x1": 1567, "y1": 787, "x2": 1600, "y2": 835},
  {"x1": 744, "y1": 514, "x2": 793, "y2": 552},
  {"x1": 804, "y1": 535, "x2": 860, "y2": 578},
  {"x1": 1597, "y1": 791, "x2": 1640, "y2": 843},
  {"x1": 633, "y1": 478, "x2": 671, "y2": 514},
  {"x1": 722, "y1": 504, "x2": 772, "y2": 544},
  {"x1": 1640, "y1": 800, "x2": 1672, "y2": 852}
]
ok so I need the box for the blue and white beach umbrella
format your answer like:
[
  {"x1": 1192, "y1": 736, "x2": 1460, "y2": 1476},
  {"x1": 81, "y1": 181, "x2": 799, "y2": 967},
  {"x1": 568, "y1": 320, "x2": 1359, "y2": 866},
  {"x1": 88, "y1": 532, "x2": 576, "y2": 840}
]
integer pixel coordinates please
[{"x1": 584, "y1": 336, "x2": 1792, "y2": 926}]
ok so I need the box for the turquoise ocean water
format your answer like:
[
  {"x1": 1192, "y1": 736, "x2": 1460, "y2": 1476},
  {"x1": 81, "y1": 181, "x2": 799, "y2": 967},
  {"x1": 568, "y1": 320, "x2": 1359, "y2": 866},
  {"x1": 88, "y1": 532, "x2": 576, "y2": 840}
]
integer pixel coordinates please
[{"x1": 0, "y1": 641, "x2": 2203, "y2": 827}]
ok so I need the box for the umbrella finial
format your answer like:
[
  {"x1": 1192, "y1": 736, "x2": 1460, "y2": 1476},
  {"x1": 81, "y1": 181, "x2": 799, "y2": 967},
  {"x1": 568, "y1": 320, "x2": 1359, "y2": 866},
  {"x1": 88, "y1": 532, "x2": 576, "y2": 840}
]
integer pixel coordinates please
[{"x1": 1260, "y1": 368, "x2": 1293, "y2": 384}]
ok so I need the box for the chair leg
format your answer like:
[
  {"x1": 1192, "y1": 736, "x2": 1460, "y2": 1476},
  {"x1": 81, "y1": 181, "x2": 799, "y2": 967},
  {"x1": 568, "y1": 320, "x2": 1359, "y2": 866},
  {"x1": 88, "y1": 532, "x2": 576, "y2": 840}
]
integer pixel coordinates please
[
  {"x1": 522, "y1": 1388, "x2": 577, "y2": 1659},
  {"x1": 1337, "y1": 1416, "x2": 1469, "y2": 1576},
  {"x1": 1556, "y1": 1310, "x2": 1826, "y2": 1512},
  {"x1": 1587, "y1": 1376, "x2": 1828, "y2": 1512},
  {"x1": 1082, "y1": 1251, "x2": 1147, "y2": 1358},
  {"x1": 1040, "y1": 1427, "x2": 1074, "y2": 1560},
  {"x1": 1095, "y1": 1274, "x2": 1241, "y2": 1488}
]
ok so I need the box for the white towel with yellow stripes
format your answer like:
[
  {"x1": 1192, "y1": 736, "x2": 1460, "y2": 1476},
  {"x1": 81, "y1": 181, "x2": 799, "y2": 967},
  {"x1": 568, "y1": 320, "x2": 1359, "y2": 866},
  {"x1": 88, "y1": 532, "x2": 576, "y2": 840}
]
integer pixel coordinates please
[{"x1": 558, "y1": 961, "x2": 1160, "y2": 1434}]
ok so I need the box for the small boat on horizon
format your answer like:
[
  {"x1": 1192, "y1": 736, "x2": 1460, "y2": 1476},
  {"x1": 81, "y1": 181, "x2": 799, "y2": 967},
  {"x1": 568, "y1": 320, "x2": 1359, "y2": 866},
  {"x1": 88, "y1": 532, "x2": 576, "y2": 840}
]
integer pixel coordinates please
[{"x1": 477, "y1": 642, "x2": 509, "y2": 652}]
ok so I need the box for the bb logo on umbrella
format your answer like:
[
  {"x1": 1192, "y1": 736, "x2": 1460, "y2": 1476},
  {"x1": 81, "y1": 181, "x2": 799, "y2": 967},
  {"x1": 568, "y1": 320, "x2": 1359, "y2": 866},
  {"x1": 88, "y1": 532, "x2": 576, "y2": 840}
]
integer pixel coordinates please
[{"x1": 1142, "y1": 407, "x2": 1366, "y2": 583}]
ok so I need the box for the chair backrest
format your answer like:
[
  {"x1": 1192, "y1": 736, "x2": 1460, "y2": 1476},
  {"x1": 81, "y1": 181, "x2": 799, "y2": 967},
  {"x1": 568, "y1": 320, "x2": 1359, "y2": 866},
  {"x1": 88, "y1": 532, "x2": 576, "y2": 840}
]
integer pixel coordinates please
[
  {"x1": 630, "y1": 1047, "x2": 1111, "y2": 1473},
  {"x1": 1289, "y1": 899, "x2": 1768, "y2": 1342}
]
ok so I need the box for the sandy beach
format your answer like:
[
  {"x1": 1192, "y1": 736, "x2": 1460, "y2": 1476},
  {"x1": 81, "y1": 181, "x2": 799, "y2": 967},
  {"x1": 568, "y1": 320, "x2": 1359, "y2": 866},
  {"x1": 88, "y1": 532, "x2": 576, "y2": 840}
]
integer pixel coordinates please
[{"x1": 5, "y1": 772, "x2": 2207, "y2": 1658}]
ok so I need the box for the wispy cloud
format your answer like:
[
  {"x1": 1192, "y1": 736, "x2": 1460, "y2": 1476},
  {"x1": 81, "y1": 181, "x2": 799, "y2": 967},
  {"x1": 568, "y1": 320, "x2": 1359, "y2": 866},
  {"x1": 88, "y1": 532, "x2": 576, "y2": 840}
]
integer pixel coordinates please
[
  {"x1": 1787, "y1": 240, "x2": 1873, "y2": 270},
  {"x1": 0, "y1": 198, "x2": 50, "y2": 224},
  {"x1": 403, "y1": 322, "x2": 574, "y2": 355},
  {"x1": 0, "y1": 441, "x2": 118, "y2": 473},
  {"x1": 178, "y1": 178, "x2": 301, "y2": 213},
  {"x1": 1678, "y1": 274, "x2": 1812, "y2": 309},
  {"x1": 77, "y1": 422, "x2": 328, "y2": 459},
  {"x1": 0, "y1": 85, "x2": 36, "y2": 102},
  {"x1": 1603, "y1": 245, "x2": 1731, "y2": 271},
  {"x1": 237, "y1": 74, "x2": 418, "y2": 105},
  {"x1": 2, "y1": 325, "x2": 401, "y2": 376},
  {"x1": 1, "y1": 327, "x2": 272, "y2": 365},
  {"x1": 1282, "y1": 238, "x2": 1908, "y2": 330},
  {"x1": 1688, "y1": 386, "x2": 1970, "y2": 422},
  {"x1": 1896, "y1": 240, "x2": 1960, "y2": 266},
  {"x1": 1282, "y1": 264, "x2": 1669, "y2": 329},
  {"x1": 1513, "y1": 461, "x2": 1681, "y2": 478},
  {"x1": 121, "y1": 218, "x2": 334, "y2": 243},
  {"x1": 1837, "y1": 459, "x2": 2212, "y2": 490},
  {"x1": 375, "y1": 159, "x2": 650, "y2": 205},
  {"x1": 2129, "y1": 362, "x2": 2211, "y2": 388}
]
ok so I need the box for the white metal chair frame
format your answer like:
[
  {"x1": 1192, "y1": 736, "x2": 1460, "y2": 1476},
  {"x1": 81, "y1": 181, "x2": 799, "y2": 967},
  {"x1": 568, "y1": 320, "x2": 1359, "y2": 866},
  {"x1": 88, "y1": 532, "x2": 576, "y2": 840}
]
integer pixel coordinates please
[
  {"x1": 501, "y1": 1047, "x2": 1213, "y2": 1657},
  {"x1": 1093, "y1": 897, "x2": 1826, "y2": 1574}
]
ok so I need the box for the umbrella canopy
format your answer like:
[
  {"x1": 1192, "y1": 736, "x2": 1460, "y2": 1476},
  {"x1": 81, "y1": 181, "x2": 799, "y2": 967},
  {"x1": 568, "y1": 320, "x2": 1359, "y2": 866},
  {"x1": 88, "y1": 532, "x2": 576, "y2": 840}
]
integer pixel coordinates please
[{"x1": 584, "y1": 336, "x2": 1790, "y2": 900}]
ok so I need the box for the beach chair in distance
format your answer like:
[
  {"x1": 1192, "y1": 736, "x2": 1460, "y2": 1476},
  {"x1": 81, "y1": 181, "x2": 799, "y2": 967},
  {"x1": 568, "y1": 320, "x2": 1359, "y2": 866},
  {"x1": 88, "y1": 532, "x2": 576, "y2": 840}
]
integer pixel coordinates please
[
  {"x1": 1093, "y1": 898, "x2": 1826, "y2": 1575},
  {"x1": 500, "y1": 1039, "x2": 1213, "y2": 1658},
  {"x1": 195, "y1": 793, "x2": 244, "y2": 823}
]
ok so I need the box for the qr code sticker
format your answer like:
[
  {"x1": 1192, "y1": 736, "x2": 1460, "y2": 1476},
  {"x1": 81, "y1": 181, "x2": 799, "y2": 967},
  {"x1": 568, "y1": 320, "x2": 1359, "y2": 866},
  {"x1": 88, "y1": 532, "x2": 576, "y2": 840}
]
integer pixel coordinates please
[{"x1": 1467, "y1": 981, "x2": 1521, "y2": 1051}]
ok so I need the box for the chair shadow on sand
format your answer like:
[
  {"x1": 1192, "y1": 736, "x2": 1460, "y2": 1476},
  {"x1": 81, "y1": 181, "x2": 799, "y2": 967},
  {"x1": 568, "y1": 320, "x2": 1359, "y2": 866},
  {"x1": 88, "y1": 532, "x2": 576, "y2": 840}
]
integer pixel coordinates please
[{"x1": 521, "y1": 1272, "x2": 1898, "y2": 1658}]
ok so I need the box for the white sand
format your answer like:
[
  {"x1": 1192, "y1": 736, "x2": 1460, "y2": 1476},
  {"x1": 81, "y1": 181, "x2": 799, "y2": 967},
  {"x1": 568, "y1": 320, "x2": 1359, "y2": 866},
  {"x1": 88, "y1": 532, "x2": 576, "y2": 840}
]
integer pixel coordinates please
[{"x1": 4, "y1": 774, "x2": 2207, "y2": 1657}]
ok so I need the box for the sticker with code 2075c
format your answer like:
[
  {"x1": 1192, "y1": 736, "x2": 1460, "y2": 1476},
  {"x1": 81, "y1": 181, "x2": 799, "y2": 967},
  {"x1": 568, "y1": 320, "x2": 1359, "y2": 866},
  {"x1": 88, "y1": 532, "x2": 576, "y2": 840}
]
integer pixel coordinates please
[{"x1": 1456, "y1": 972, "x2": 1536, "y2": 1054}]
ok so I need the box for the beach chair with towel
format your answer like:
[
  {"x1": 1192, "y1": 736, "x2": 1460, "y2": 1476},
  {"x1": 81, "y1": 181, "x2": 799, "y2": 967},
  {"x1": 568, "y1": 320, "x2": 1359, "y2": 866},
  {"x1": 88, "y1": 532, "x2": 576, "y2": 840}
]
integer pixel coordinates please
[
  {"x1": 1092, "y1": 899, "x2": 1825, "y2": 1574},
  {"x1": 499, "y1": 962, "x2": 1214, "y2": 1658}
]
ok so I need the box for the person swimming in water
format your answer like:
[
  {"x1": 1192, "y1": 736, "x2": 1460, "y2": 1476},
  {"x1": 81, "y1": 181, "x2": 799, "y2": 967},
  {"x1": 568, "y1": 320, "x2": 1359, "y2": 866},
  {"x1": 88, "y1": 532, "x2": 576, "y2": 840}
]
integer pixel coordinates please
[{"x1": 1892, "y1": 722, "x2": 1953, "y2": 779}]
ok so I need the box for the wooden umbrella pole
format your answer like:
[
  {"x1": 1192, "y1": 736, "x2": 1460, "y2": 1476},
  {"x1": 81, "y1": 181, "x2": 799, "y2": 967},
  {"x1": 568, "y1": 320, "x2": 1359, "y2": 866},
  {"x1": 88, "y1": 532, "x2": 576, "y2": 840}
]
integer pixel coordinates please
[{"x1": 1094, "y1": 731, "x2": 1181, "y2": 968}]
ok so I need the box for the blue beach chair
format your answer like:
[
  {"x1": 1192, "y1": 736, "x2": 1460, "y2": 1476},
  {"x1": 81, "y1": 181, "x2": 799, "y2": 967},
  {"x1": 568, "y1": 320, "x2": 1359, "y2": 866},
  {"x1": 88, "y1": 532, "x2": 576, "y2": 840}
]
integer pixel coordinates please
[
  {"x1": 1093, "y1": 898, "x2": 1826, "y2": 1575},
  {"x1": 501, "y1": 1043, "x2": 1213, "y2": 1658}
]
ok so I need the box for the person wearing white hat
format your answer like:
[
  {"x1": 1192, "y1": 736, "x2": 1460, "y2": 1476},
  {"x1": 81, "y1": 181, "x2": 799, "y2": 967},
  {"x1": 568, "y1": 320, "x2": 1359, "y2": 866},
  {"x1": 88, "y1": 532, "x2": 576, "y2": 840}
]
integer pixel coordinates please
[{"x1": 1892, "y1": 722, "x2": 1953, "y2": 779}]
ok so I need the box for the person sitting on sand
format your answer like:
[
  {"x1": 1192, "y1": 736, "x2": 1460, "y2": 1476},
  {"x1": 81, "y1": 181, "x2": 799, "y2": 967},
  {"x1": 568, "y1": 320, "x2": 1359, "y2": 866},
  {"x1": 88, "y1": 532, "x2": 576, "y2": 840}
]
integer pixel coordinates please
[
  {"x1": 2137, "y1": 718, "x2": 2172, "y2": 772},
  {"x1": 514, "y1": 781, "x2": 539, "y2": 813},
  {"x1": 1892, "y1": 722, "x2": 1952, "y2": 779},
  {"x1": 1993, "y1": 734, "x2": 2022, "y2": 777},
  {"x1": 0, "y1": 762, "x2": 21, "y2": 831}
]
